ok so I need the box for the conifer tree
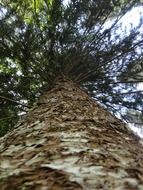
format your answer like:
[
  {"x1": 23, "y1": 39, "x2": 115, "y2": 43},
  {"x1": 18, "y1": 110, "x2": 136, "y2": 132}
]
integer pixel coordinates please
[
  {"x1": 0, "y1": 0, "x2": 143, "y2": 135},
  {"x1": 0, "y1": 1, "x2": 143, "y2": 188}
]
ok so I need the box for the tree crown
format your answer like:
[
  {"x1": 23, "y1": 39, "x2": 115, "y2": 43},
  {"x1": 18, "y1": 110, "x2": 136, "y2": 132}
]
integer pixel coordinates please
[{"x1": 0, "y1": 0, "x2": 143, "y2": 136}]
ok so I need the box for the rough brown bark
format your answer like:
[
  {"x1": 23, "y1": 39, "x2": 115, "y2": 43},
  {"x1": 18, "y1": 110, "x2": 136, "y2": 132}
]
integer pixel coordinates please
[{"x1": 0, "y1": 77, "x2": 143, "y2": 190}]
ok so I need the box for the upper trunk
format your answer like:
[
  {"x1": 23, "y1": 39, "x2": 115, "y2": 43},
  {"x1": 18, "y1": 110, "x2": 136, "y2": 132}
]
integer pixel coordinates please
[{"x1": 0, "y1": 77, "x2": 143, "y2": 190}]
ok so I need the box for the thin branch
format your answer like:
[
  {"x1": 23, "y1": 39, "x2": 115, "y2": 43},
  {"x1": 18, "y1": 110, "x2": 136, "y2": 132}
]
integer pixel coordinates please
[
  {"x1": 88, "y1": 79, "x2": 143, "y2": 85},
  {"x1": 110, "y1": 90, "x2": 143, "y2": 96},
  {"x1": 77, "y1": 40, "x2": 143, "y2": 83},
  {"x1": 0, "y1": 95, "x2": 30, "y2": 108},
  {"x1": 0, "y1": 116, "x2": 19, "y2": 121},
  {"x1": 107, "y1": 80, "x2": 143, "y2": 85},
  {"x1": 0, "y1": 113, "x2": 27, "y2": 121}
]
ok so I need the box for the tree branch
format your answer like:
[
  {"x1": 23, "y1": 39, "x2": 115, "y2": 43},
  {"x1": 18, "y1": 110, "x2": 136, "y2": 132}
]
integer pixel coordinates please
[{"x1": 0, "y1": 95, "x2": 30, "y2": 108}]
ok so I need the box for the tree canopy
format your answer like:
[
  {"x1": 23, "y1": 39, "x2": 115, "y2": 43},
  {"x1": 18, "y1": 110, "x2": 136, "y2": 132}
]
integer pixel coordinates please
[{"x1": 0, "y1": 0, "x2": 143, "y2": 136}]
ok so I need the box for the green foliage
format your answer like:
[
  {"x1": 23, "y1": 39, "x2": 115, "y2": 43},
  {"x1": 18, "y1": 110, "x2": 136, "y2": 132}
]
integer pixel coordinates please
[{"x1": 0, "y1": 0, "x2": 143, "y2": 136}]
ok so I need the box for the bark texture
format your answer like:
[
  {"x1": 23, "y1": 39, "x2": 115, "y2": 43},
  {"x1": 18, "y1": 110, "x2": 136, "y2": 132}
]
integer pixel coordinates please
[{"x1": 0, "y1": 78, "x2": 143, "y2": 190}]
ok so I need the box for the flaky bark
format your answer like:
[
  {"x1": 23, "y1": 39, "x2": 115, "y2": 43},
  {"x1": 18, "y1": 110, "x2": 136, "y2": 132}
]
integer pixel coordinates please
[{"x1": 0, "y1": 77, "x2": 143, "y2": 190}]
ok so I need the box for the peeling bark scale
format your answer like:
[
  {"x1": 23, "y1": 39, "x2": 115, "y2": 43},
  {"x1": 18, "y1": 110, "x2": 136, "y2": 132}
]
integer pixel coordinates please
[{"x1": 0, "y1": 78, "x2": 143, "y2": 190}]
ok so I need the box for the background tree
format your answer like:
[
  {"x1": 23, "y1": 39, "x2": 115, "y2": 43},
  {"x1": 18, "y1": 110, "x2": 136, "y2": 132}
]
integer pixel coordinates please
[{"x1": 0, "y1": 0, "x2": 143, "y2": 136}]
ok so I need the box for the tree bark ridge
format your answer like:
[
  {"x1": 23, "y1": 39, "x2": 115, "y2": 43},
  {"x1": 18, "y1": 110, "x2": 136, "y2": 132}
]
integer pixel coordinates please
[{"x1": 0, "y1": 78, "x2": 143, "y2": 190}]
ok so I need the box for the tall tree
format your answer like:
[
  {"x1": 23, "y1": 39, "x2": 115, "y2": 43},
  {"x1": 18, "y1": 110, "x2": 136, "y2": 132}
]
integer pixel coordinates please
[
  {"x1": 0, "y1": 0, "x2": 143, "y2": 135},
  {"x1": 0, "y1": 0, "x2": 143, "y2": 189},
  {"x1": 0, "y1": 77, "x2": 143, "y2": 189}
]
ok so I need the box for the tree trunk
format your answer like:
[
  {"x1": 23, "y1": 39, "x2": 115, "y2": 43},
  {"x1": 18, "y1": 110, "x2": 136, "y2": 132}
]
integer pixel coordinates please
[{"x1": 0, "y1": 77, "x2": 143, "y2": 190}]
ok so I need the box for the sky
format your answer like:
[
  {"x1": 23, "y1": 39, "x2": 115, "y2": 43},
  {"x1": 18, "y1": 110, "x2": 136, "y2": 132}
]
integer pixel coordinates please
[
  {"x1": 111, "y1": 5, "x2": 143, "y2": 137},
  {"x1": 120, "y1": 5, "x2": 143, "y2": 32},
  {"x1": 125, "y1": 7, "x2": 143, "y2": 92},
  {"x1": 108, "y1": 5, "x2": 143, "y2": 137}
]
